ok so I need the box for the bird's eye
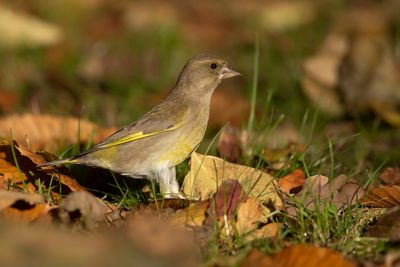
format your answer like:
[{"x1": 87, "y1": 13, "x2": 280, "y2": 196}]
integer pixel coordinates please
[{"x1": 210, "y1": 63, "x2": 217, "y2": 69}]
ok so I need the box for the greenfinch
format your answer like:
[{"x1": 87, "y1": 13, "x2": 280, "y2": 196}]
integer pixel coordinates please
[{"x1": 40, "y1": 54, "x2": 240, "y2": 198}]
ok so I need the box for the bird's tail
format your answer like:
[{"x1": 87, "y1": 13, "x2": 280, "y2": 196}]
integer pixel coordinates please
[{"x1": 37, "y1": 158, "x2": 76, "y2": 168}]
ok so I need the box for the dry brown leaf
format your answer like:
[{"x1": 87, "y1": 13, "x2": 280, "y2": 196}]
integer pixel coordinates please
[
  {"x1": 302, "y1": 4, "x2": 400, "y2": 125},
  {"x1": 361, "y1": 185, "x2": 400, "y2": 208},
  {"x1": 0, "y1": 5, "x2": 63, "y2": 47},
  {"x1": 286, "y1": 175, "x2": 364, "y2": 216},
  {"x1": 0, "y1": 113, "x2": 117, "y2": 151},
  {"x1": 0, "y1": 140, "x2": 85, "y2": 200},
  {"x1": 278, "y1": 169, "x2": 306, "y2": 194},
  {"x1": 380, "y1": 167, "x2": 400, "y2": 185},
  {"x1": 0, "y1": 190, "x2": 44, "y2": 210},
  {"x1": 262, "y1": 144, "x2": 302, "y2": 171},
  {"x1": 57, "y1": 191, "x2": 114, "y2": 228},
  {"x1": 0, "y1": 191, "x2": 48, "y2": 222},
  {"x1": 236, "y1": 198, "x2": 264, "y2": 236},
  {"x1": 366, "y1": 207, "x2": 400, "y2": 241},
  {"x1": 241, "y1": 244, "x2": 355, "y2": 267},
  {"x1": 182, "y1": 152, "x2": 281, "y2": 208},
  {"x1": 169, "y1": 201, "x2": 209, "y2": 227}
]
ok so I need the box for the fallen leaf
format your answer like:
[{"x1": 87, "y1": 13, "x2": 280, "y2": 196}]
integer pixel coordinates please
[
  {"x1": 169, "y1": 201, "x2": 209, "y2": 227},
  {"x1": 235, "y1": 198, "x2": 264, "y2": 235},
  {"x1": 262, "y1": 144, "x2": 302, "y2": 171},
  {"x1": 182, "y1": 152, "x2": 282, "y2": 208},
  {"x1": 217, "y1": 125, "x2": 241, "y2": 163},
  {"x1": 278, "y1": 169, "x2": 306, "y2": 194},
  {"x1": 286, "y1": 175, "x2": 364, "y2": 216},
  {"x1": 205, "y1": 179, "x2": 247, "y2": 227},
  {"x1": 0, "y1": 190, "x2": 44, "y2": 210},
  {"x1": 0, "y1": 191, "x2": 47, "y2": 222},
  {"x1": 0, "y1": 140, "x2": 85, "y2": 200},
  {"x1": 301, "y1": 33, "x2": 347, "y2": 116},
  {"x1": 302, "y1": 4, "x2": 400, "y2": 125},
  {"x1": 0, "y1": 5, "x2": 63, "y2": 47},
  {"x1": 56, "y1": 191, "x2": 115, "y2": 229},
  {"x1": 366, "y1": 207, "x2": 400, "y2": 241},
  {"x1": 380, "y1": 167, "x2": 400, "y2": 185},
  {"x1": 0, "y1": 113, "x2": 117, "y2": 151},
  {"x1": 361, "y1": 185, "x2": 400, "y2": 208},
  {"x1": 241, "y1": 244, "x2": 355, "y2": 267}
]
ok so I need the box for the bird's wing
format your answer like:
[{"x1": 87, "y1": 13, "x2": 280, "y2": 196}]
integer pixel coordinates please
[{"x1": 79, "y1": 102, "x2": 189, "y2": 154}]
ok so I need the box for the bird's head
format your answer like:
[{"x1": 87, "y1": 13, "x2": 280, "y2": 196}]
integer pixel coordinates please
[{"x1": 175, "y1": 54, "x2": 241, "y2": 95}]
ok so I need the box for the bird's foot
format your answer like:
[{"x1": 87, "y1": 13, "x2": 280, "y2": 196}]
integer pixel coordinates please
[{"x1": 163, "y1": 191, "x2": 187, "y2": 199}]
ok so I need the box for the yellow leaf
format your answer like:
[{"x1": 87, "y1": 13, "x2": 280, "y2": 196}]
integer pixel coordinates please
[{"x1": 182, "y1": 152, "x2": 281, "y2": 208}]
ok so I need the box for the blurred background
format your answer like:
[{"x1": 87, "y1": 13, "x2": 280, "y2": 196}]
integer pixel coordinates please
[{"x1": 0, "y1": 0, "x2": 399, "y2": 173}]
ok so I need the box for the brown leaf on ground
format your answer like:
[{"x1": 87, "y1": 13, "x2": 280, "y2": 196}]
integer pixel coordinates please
[
  {"x1": 217, "y1": 125, "x2": 241, "y2": 163},
  {"x1": 263, "y1": 144, "x2": 303, "y2": 171},
  {"x1": 0, "y1": 113, "x2": 117, "y2": 152},
  {"x1": 366, "y1": 207, "x2": 400, "y2": 241},
  {"x1": 214, "y1": 179, "x2": 247, "y2": 219},
  {"x1": 302, "y1": 4, "x2": 400, "y2": 125},
  {"x1": 301, "y1": 33, "x2": 347, "y2": 116},
  {"x1": 169, "y1": 201, "x2": 209, "y2": 227},
  {"x1": 205, "y1": 179, "x2": 247, "y2": 226},
  {"x1": 0, "y1": 140, "x2": 85, "y2": 201},
  {"x1": 182, "y1": 152, "x2": 282, "y2": 208},
  {"x1": 380, "y1": 167, "x2": 400, "y2": 185},
  {"x1": 56, "y1": 191, "x2": 115, "y2": 229},
  {"x1": 235, "y1": 198, "x2": 263, "y2": 235},
  {"x1": 241, "y1": 245, "x2": 355, "y2": 267},
  {"x1": 0, "y1": 191, "x2": 48, "y2": 222},
  {"x1": 361, "y1": 185, "x2": 400, "y2": 208},
  {"x1": 278, "y1": 169, "x2": 306, "y2": 194},
  {"x1": 286, "y1": 174, "x2": 364, "y2": 216}
]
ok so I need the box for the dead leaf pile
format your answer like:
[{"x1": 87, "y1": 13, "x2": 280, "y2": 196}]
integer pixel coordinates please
[
  {"x1": 0, "y1": 139, "x2": 85, "y2": 200},
  {"x1": 173, "y1": 179, "x2": 280, "y2": 245},
  {"x1": 284, "y1": 174, "x2": 364, "y2": 216},
  {"x1": 302, "y1": 4, "x2": 400, "y2": 126},
  {"x1": 182, "y1": 152, "x2": 282, "y2": 208}
]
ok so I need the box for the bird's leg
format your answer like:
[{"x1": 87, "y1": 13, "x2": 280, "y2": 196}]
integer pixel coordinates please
[{"x1": 158, "y1": 167, "x2": 186, "y2": 199}]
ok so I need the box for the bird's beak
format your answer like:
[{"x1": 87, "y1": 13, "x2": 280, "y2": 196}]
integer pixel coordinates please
[{"x1": 219, "y1": 65, "x2": 241, "y2": 80}]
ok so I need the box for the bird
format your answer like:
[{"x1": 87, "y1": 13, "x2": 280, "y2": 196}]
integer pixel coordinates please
[{"x1": 39, "y1": 54, "x2": 241, "y2": 198}]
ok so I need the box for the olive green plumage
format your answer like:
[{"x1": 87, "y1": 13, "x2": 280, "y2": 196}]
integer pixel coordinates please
[{"x1": 40, "y1": 54, "x2": 240, "y2": 197}]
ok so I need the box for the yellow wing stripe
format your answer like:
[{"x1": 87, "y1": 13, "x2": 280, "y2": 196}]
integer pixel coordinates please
[{"x1": 97, "y1": 125, "x2": 179, "y2": 149}]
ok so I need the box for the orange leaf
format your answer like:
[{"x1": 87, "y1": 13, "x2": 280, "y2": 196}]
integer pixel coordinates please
[
  {"x1": 241, "y1": 245, "x2": 355, "y2": 267},
  {"x1": 361, "y1": 185, "x2": 400, "y2": 208},
  {"x1": 278, "y1": 169, "x2": 305, "y2": 194}
]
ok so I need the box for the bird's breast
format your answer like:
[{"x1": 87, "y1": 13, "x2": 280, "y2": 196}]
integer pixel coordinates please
[{"x1": 158, "y1": 106, "x2": 210, "y2": 166}]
